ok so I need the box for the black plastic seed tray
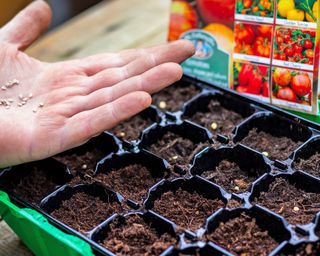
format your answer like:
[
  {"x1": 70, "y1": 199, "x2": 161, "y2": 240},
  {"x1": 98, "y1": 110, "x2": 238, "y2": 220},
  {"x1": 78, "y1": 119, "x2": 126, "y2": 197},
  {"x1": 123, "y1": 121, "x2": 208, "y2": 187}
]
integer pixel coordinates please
[{"x1": 3, "y1": 74, "x2": 320, "y2": 255}]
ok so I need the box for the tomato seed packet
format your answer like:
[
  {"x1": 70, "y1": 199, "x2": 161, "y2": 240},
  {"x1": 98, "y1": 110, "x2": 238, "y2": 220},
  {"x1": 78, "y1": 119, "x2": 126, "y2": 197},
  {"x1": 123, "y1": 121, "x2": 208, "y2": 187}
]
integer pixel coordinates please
[{"x1": 168, "y1": 0, "x2": 320, "y2": 116}]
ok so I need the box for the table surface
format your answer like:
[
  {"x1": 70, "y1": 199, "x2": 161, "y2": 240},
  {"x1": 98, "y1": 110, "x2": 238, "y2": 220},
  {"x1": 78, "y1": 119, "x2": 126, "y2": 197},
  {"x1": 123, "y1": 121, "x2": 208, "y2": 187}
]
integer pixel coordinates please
[{"x1": 0, "y1": 0, "x2": 170, "y2": 254}]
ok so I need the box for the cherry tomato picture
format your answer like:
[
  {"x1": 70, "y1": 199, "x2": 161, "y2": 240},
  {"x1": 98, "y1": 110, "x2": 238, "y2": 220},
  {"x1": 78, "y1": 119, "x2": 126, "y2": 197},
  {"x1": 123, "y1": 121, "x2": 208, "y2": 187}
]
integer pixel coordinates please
[
  {"x1": 236, "y1": 0, "x2": 274, "y2": 17},
  {"x1": 273, "y1": 27, "x2": 316, "y2": 65}
]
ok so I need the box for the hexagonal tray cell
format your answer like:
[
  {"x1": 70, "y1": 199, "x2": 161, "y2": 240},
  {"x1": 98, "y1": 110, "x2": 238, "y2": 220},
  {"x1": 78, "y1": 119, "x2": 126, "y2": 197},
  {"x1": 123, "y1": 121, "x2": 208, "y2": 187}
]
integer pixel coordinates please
[
  {"x1": 53, "y1": 132, "x2": 119, "y2": 176},
  {"x1": 109, "y1": 106, "x2": 163, "y2": 142},
  {"x1": 91, "y1": 212, "x2": 178, "y2": 256},
  {"x1": 0, "y1": 158, "x2": 72, "y2": 206},
  {"x1": 152, "y1": 79, "x2": 202, "y2": 113},
  {"x1": 292, "y1": 136, "x2": 320, "y2": 178},
  {"x1": 95, "y1": 150, "x2": 170, "y2": 204},
  {"x1": 233, "y1": 112, "x2": 313, "y2": 161},
  {"x1": 40, "y1": 183, "x2": 123, "y2": 234},
  {"x1": 139, "y1": 121, "x2": 211, "y2": 168},
  {"x1": 191, "y1": 144, "x2": 270, "y2": 194},
  {"x1": 145, "y1": 177, "x2": 227, "y2": 232},
  {"x1": 250, "y1": 172, "x2": 320, "y2": 226},
  {"x1": 275, "y1": 241, "x2": 320, "y2": 256},
  {"x1": 205, "y1": 207, "x2": 291, "y2": 256},
  {"x1": 182, "y1": 92, "x2": 256, "y2": 136}
]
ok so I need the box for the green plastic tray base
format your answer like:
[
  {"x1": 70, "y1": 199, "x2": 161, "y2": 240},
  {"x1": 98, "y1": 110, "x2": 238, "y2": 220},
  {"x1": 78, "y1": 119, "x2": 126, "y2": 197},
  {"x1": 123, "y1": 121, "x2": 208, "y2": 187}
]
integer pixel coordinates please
[{"x1": 0, "y1": 191, "x2": 94, "y2": 256}]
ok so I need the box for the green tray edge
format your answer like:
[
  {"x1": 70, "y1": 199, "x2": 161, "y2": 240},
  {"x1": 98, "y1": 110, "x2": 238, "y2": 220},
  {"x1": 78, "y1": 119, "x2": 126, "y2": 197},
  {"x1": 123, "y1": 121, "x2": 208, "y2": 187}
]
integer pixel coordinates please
[{"x1": 0, "y1": 190, "x2": 95, "y2": 256}]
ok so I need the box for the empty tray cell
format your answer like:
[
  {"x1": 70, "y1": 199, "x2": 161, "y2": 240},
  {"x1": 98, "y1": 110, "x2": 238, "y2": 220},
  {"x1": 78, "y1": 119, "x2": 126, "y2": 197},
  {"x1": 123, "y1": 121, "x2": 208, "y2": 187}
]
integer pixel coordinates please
[
  {"x1": 145, "y1": 177, "x2": 227, "y2": 232},
  {"x1": 206, "y1": 207, "x2": 290, "y2": 255},
  {"x1": 191, "y1": 145, "x2": 270, "y2": 194},
  {"x1": 250, "y1": 173, "x2": 320, "y2": 225},
  {"x1": 53, "y1": 132, "x2": 119, "y2": 175},
  {"x1": 234, "y1": 113, "x2": 312, "y2": 161},
  {"x1": 41, "y1": 183, "x2": 123, "y2": 234},
  {"x1": 140, "y1": 122, "x2": 211, "y2": 167},
  {"x1": 95, "y1": 150, "x2": 170, "y2": 203},
  {"x1": 92, "y1": 212, "x2": 177, "y2": 256},
  {"x1": 0, "y1": 159, "x2": 72, "y2": 205},
  {"x1": 152, "y1": 80, "x2": 201, "y2": 113},
  {"x1": 292, "y1": 136, "x2": 320, "y2": 178},
  {"x1": 182, "y1": 93, "x2": 255, "y2": 136},
  {"x1": 109, "y1": 107, "x2": 162, "y2": 142}
]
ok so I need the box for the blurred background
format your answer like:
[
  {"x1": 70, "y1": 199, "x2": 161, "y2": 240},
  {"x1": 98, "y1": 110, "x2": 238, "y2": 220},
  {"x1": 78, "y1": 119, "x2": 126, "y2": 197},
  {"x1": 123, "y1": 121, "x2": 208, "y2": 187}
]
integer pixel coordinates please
[
  {"x1": 0, "y1": 0, "x2": 104, "y2": 29},
  {"x1": 0, "y1": 0, "x2": 170, "y2": 62}
]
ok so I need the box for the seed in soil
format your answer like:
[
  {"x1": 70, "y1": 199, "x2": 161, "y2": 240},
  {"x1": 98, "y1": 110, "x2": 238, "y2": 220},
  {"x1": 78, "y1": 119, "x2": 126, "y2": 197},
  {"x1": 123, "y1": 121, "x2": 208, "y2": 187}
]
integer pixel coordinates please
[
  {"x1": 152, "y1": 83, "x2": 200, "y2": 112},
  {"x1": 252, "y1": 177, "x2": 320, "y2": 225},
  {"x1": 51, "y1": 192, "x2": 123, "y2": 234},
  {"x1": 145, "y1": 132, "x2": 209, "y2": 167},
  {"x1": 159, "y1": 101, "x2": 167, "y2": 109},
  {"x1": 152, "y1": 188, "x2": 225, "y2": 231},
  {"x1": 95, "y1": 164, "x2": 168, "y2": 202},
  {"x1": 110, "y1": 114, "x2": 156, "y2": 141},
  {"x1": 293, "y1": 152, "x2": 320, "y2": 178},
  {"x1": 54, "y1": 148, "x2": 107, "y2": 175},
  {"x1": 12, "y1": 166, "x2": 60, "y2": 205},
  {"x1": 99, "y1": 214, "x2": 176, "y2": 256},
  {"x1": 185, "y1": 99, "x2": 246, "y2": 135},
  {"x1": 201, "y1": 160, "x2": 261, "y2": 193},
  {"x1": 206, "y1": 212, "x2": 278, "y2": 256},
  {"x1": 240, "y1": 128, "x2": 303, "y2": 160}
]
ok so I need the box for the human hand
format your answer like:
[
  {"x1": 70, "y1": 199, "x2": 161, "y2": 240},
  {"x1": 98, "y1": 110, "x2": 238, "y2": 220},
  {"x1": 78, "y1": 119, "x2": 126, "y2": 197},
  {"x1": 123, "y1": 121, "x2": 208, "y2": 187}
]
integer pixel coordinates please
[{"x1": 0, "y1": 1, "x2": 195, "y2": 168}]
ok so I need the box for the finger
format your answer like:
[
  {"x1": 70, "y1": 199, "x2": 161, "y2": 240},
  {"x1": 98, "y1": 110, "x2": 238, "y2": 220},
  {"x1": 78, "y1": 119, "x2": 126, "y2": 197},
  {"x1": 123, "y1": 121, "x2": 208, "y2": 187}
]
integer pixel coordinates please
[
  {"x1": 88, "y1": 40, "x2": 194, "y2": 91},
  {"x1": 77, "y1": 40, "x2": 194, "y2": 76},
  {"x1": 64, "y1": 91, "x2": 151, "y2": 147},
  {"x1": 0, "y1": 0, "x2": 52, "y2": 50},
  {"x1": 56, "y1": 62, "x2": 182, "y2": 116}
]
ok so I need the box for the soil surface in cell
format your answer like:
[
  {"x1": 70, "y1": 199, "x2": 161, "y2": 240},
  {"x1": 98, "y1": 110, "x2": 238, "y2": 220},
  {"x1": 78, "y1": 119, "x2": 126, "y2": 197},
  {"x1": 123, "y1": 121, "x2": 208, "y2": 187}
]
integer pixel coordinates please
[
  {"x1": 282, "y1": 242, "x2": 320, "y2": 256},
  {"x1": 253, "y1": 177, "x2": 320, "y2": 225},
  {"x1": 152, "y1": 83, "x2": 201, "y2": 112},
  {"x1": 145, "y1": 132, "x2": 209, "y2": 166},
  {"x1": 110, "y1": 114, "x2": 156, "y2": 141},
  {"x1": 152, "y1": 188, "x2": 225, "y2": 231},
  {"x1": 293, "y1": 152, "x2": 320, "y2": 178},
  {"x1": 54, "y1": 148, "x2": 106, "y2": 175},
  {"x1": 226, "y1": 199, "x2": 243, "y2": 209},
  {"x1": 51, "y1": 192, "x2": 122, "y2": 233},
  {"x1": 240, "y1": 128, "x2": 303, "y2": 160},
  {"x1": 100, "y1": 214, "x2": 176, "y2": 256},
  {"x1": 13, "y1": 166, "x2": 59, "y2": 205},
  {"x1": 206, "y1": 212, "x2": 278, "y2": 256},
  {"x1": 96, "y1": 164, "x2": 167, "y2": 202},
  {"x1": 187, "y1": 100, "x2": 246, "y2": 135},
  {"x1": 201, "y1": 160, "x2": 260, "y2": 193}
]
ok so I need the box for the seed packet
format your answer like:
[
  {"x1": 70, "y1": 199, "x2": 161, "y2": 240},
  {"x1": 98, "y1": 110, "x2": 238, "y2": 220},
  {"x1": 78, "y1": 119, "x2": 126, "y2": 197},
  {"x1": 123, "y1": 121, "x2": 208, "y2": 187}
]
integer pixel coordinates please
[{"x1": 168, "y1": 0, "x2": 320, "y2": 115}]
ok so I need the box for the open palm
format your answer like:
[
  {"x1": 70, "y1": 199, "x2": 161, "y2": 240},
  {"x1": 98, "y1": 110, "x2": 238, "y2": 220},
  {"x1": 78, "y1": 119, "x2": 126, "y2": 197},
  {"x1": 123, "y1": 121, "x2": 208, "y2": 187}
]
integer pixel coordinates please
[{"x1": 0, "y1": 1, "x2": 194, "y2": 168}]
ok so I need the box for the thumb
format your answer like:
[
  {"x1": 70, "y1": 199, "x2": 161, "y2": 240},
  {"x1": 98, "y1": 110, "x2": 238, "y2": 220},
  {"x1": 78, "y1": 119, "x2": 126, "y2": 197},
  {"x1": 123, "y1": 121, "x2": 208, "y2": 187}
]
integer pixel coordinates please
[{"x1": 0, "y1": 0, "x2": 52, "y2": 50}]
